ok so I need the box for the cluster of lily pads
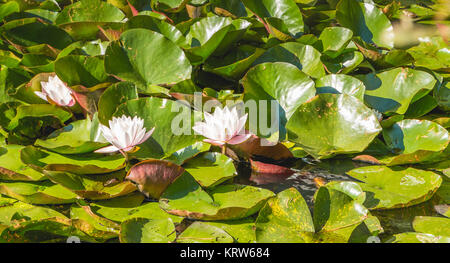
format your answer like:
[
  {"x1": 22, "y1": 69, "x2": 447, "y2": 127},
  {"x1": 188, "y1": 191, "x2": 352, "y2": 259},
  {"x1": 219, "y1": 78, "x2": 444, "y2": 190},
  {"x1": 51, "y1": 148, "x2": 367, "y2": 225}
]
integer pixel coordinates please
[{"x1": 0, "y1": 0, "x2": 449, "y2": 243}]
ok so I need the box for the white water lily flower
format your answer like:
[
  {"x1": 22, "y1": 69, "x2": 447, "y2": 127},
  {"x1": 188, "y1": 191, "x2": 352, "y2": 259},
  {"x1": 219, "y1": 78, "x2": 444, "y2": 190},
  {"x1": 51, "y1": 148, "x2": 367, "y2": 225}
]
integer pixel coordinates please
[
  {"x1": 95, "y1": 115, "x2": 155, "y2": 154},
  {"x1": 35, "y1": 75, "x2": 75, "y2": 107},
  {"x1": 193, "y1": 106, "x2": 251, "y2": 146}
]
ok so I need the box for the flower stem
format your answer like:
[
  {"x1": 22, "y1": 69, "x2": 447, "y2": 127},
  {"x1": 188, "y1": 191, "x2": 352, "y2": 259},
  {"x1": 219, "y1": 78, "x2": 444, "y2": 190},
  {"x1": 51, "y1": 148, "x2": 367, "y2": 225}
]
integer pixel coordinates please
[{"x1": 222, "y1": 144, "x2": 227, "y2": 155}]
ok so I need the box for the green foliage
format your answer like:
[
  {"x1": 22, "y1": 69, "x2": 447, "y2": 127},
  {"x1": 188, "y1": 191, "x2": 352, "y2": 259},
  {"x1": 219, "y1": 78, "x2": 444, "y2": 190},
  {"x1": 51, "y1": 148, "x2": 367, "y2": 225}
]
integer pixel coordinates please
[{"x1": 0, "y1": 0, "x2": 448, "y2": 243}]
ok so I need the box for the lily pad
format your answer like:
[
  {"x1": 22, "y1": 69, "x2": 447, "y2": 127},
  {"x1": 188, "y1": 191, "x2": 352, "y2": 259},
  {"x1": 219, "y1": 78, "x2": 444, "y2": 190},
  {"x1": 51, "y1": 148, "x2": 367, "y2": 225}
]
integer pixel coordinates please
[
  {"x1": 243, "y1": 62, "x2": 315, "y2": 139},
  {"x1": 97, "y1": 82, "x2": 138, "y2": 125},
  {"x1": 347, "y1": 166, "x2": 443, "y2": 210},
  {"x1": 72, "y1": 194, "x2": 183, "y2": 224},
  {"x1": 315, "y1": 74, "x2": 365, "y2": 101},
  {"x1": 34, "y1": 117, "x2": 108, "y2": 154},
  {"x1": 105, "y1": 29, "x2": 192, "y2": 89},
  {"x1": 253, "y1": 42, "x2": 325, "y2": 79},
  {"x1": 0, "y1": 180, "x2": 78, "y2": 204},
  {"x1": 44, "y1": 170, "x2": 137, "y2": 200},
  {"x1": 412, "y1": 216, "x2": 450, "y2": 237},
  {"x1": 119, "y1": 217, "x2": 176, "y2": 243},
  {"x1": 286, "y1": 94, "x2": 382, "y2": 159},
  {"x1": 336, "y1": 0, "x2": 394, "y2": 48},
  {"x1": 360, "y1": 68, "x2": 437, "y2": 114},
  {"x1": 183, "y1": 152, "x2": 236, "y2": 188},
  {"x1": 383, "y1": 119, "x2": 449, "y2": 155},
  {"x1": 387, "y1": 232, "x2": 450, "y2": 243},
  {"x1": 160, "y1": 172, "x2": 274, "y2": 220},
  {"x1": 241, "y1": 0, "x2": 304, "y2": 38},
  {"x1": 177, "y1": 221, "x2": 234, "y2": 243},
  {"x1": 0, "y1": 145, "x2": 45, "y2": 181},
  {"x1": 20, "y1": 145, "x2": 125, "y2": 174},
  {"x1": 255, "y1": 188, "x2": 314, "y2": 243}
]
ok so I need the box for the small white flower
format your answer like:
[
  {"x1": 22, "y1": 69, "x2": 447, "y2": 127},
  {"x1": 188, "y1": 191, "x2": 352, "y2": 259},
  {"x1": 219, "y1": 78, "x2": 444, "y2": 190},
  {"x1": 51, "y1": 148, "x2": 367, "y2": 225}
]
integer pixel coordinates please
[
  {"x1": 35, "y1": 75, "x2": 75, "y2": 107},
  {"x1": 193, "y1": 106, "x2": 251, "y2": 146},
  {"x1": 95, "y1": 115, "x2": 155, "y2": 154}
]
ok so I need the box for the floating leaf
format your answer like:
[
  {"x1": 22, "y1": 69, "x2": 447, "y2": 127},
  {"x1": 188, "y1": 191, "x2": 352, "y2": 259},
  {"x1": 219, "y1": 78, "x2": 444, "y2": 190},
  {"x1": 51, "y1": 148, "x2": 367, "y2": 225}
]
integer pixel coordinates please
[
  {"x1": 336, "y1": 0, "x2": 394, "y2": 48},
  {"x1": 315, "y1": 74, "x2": 365, "y2": 101},
  {"x1": 160, "y1": 173, "x2": 274, "y2": 220},
  {"x1": 177, "y1": 221, "x2": 234, "y2": 243},
  {"x1": 35, "y1": 117, "x2": 108, "y2": 154},
  {"x1": 360, "y1": 68, "x2": 436, "y2": 114},
  {"x1": 0, "y1": 181, "x2": 77, "y2": 204},
  {"x1": 253, "y1": 42, "x2": 325, "y2": 79},
  {"x1": 347, "y1": 166, "x2": 443, "y2": 210},
  {"x1": 286, "y1": 94, "x2": 381, "y2": 158},
  {"x1": 183, "y1": 152, "x2": 236, "y2": 188},
  {"x1": 120, "y1": 217, "x2": 176, "y2": 243},
  {"x1": 255, "y1": 188, "x2": 314, "y2": 243},
  {"x1": 0, "y1": 145, "x2": 45, "y2": 181},
  {"x1": 105, "y1": 29, "x2": 192, "y2": 89},
  {"x1": 21, "y1": 145, "x2": 125, "y2": 174}
]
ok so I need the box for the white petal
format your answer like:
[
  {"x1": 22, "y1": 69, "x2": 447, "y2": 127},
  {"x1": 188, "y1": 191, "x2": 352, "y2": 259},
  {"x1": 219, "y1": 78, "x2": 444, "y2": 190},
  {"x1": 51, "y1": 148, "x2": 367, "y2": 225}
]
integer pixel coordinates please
[{"x1": 95, "y1": 145, "x2": 120, "y2": 153}]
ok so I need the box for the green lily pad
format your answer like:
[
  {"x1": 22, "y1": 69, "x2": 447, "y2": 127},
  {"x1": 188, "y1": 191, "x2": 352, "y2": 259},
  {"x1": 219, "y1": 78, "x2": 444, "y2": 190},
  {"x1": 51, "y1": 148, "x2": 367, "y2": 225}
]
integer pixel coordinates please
[
  {"x1": 2, "y1": 18, "x2": 73, "y2": 49},
  {"x1": 125, "y1": 14, "x2": 188, "y2": 47},
  {"x1": 0, "y1": 145, "x2": 45, "y2": 181},
  {"x1": 44, "y1": 170, "x2": 137, "y2": 200},
  {"x1": 105, "y1": 29, "x2": 192, "y2": 89},
  {"x1": 184, "y1": 16, "x2": 234, "y2": 64},
  {"x1": 20, "y1": 145, "x2": 125, "y2": 174},
  {"x1": 6, "y1": 104, "x2": 72, "y2": 131},
  {"x1": 286, "y1": 94, "x2": 381, "y2": 159},
  {"x1": 347, "y1": 166, "x2": 443, "y2": 210},
  {"x1": 318, "y1": 27, "x2": 353, "y2": 58},
  {"x1": 336, "y1": 0, "x2": 394, "y2": 48},
  {"x1": 383, "y1": 119, "x2": 449, "y2": 155},
  {"x1": 72, "y1": 193, "x2": 183, "y2": 224},
  {"x1": 97, "y1": 82, "x2": 138, "y2": 125},
  {"x1": 407, "y1": 36, "x2": 450, "y2": 70},
  {"x1": 183, "y1": 152, "x2": 236, "y2": 188},
  {"x1": 315, "y1": 74, "x2": 365, "y2": 101},
  {"x1": 253, "y1": 42, "x2": 325, "y2": 79},
  {"x1": 177, "y1": 221, "x2": 234, "y2": 243},
  {"x1": 35, "y1": 117, "x2": 108, "y2": 154},
  {"x1": 360, "y1": 68, "x2": 437, "y2": 114},
  {"x1": 241, "y1": 0, "x2": 304, "y2": 38},
  {"x1": 119, "y1": 217, "x2": 176, "y2": 243},
  {"x1": 54, "y1": 55, "x2": 110, "y2": 87},
  {"x1": 164, "y1": 141, "x2": 211, "y2": 165},
  {"x1": 203, "y1": 45, "x2": 265, "y2": 80},
  {"x1": 434, "y1": 80, "x2": 450, "y2": 112},
  {"x1": 255, "y1": 188, "x2": 314, "y2": 243},
  {"x1": 0, "y1": 200, "x2": 65, "y2": 226},
  {"x1": 314, "y1": 181, "x2": 368, "y2": 232},
  {"x1": 55, "y1": 0, "x2": 125, "y2": 25},
  {"x1": 0, "y1": 180, "x2": 77, "y2": 204},
  {"x1": 243, "y1": 62, "x2": 315, "y2": 138},
  {"x1": 160, "y1": 173, "x2": 274, "y2": 220},
  {"x1": 0, "y1": 2, "x2": 20, "y2": 21},
  {"x1": 413, "y1": 216, "x2": 450, "y2": 237},
  {"x1": 205, "y1": 218, "x2": 256, "y2": 243},
  {"x1": 387, "y1": 232, "x2": 450, "y2": 243},
  {"x1": 54, "y1": 0, "x2": 125, "y2": 40}
]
